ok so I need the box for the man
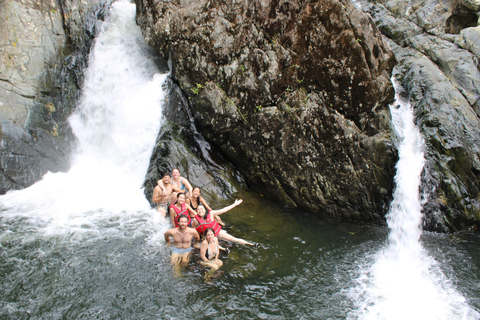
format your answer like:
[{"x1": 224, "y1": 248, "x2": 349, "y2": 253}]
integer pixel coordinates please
[
  {"x1": 152, "y1": 172, "x2": 182, "y2": 217},
  {"x1": 164, "y1": 214, "x2": 200, "y2": 276}
]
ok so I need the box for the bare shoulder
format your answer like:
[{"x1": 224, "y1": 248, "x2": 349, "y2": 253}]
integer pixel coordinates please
[{"x1": 165, "y1": 228, "x2": 176, "y2": 236}]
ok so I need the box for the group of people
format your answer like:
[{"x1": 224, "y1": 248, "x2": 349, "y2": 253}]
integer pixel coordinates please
[{"x1": 154, "y1": 169, "x2": 257, "y2": 280}]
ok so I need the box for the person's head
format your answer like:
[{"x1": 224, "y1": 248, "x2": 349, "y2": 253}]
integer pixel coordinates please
[
  {"x1": 176, "y1": 192, "x2": 186, "y2": 204},
  {"x1": 172, "y1": 168, "x2": 181, "y2": 179},
  {"x1": 204, "y1": 228, "x2": 215, "y2": 242},
  {"x1": 178, "y1": 214, "x2": 189, "y2": 229},
  {"x1": 192, "y1": 187, "x2": 201, "y2": 198},
  {"x1": 197, "y1": 204, "x2": 207, "y2": 218},
  {"x1": 162, "y1": 172, "x2": 171, "y2": 184}
]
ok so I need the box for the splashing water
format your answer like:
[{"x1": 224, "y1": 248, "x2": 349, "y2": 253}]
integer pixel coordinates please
[
  {"x1": 347, "y1": 80, "x2": 479, "y2": 319},
  {"x1": 0, "y1": 0, "x2": 168, "y2": 236}
]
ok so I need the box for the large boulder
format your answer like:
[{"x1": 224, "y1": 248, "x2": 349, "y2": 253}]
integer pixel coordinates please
[
  {"x1": 136, "y1": 0, "x2": 397, "y2": 222},
  {"x1": 359, "y1": 0, "x2": 480, "y2": 231}
]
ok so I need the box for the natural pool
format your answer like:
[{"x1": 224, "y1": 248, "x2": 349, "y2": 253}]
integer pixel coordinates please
[
  {"x1": 1, "y1": 1, "x2": 479, "y2": 318},
  {"x1": 1, "y1": 190, "x2": 479, "y2": 319}
]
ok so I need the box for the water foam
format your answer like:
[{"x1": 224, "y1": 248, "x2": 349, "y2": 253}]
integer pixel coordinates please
[
  {"x1": 348, "y1": 80, "x2": 479, "y2": 319},
  {"x1": 0, "y1": 0, "x2": 169, "y2": 237}
]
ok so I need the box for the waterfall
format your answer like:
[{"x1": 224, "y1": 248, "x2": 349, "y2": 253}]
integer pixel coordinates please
[
  {"x1": 348, "y1": 79, "x2": 479, "y2": 319},
  {"x1": 0, "y1": 0, "x2": 168, "y2": 235}
]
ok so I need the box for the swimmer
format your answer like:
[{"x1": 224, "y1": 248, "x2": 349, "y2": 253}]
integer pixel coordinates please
[
  {"x1": 192, "y1": 200, "x2": 257, "y2": 246},
  {"x1": 170, "y1": 168, "x2": 193, "y2": 203},
  {"x1": 152, "y1": 171, "x2": 182, "y2": 217},
  {"x1": 187, "y1": 187, "x2": 229, "y2": 228},
  {"x1": 169, "y1": 192, "x2": 197, "y2": 227},
  {"x1": 199, "y1": 228, "x2": 223, "y2": 282},
  {"x1": 164, "y1": 214, "x2": 200, "y2": 276}
]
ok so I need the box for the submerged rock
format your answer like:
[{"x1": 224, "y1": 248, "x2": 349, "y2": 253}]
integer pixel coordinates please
[{"x1": 136, "y1": 0, "x2": 397, "y2": 222}]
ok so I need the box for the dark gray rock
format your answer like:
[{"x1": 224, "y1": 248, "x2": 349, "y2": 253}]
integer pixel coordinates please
[
  {"x1": 360, "y1": 0, "x2": 480, "y2": 231},
  {"x1": 136, "y1": 0, "x2": 397, "y2": 222}
]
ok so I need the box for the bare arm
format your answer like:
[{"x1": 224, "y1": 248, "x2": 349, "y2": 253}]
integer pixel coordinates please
[
  {"x1": 199, "y1": 240, "x2": 209, "y2": 262},
  {"x1": 190, "y1": 228, "x2": 200, "y2": 242},
  {"x1": 157, "y1": 180, "x2": 166, "y2": 193},
  {"x1": 169, "y1": 207, "x2": 176, "y2": 226},
  {"x1": 210, "y1": 199, "x2": 243, "y2": 218},
  {"x1": 214, "y1": 238, "x2": 220, "y2": 261},
  {"x1": 185, "y1": 204, "x2": 197, "y2": 218},
  {"x1": 164, "y1": 229, "x2": 174, "y2": 243},
  {"x1": 152, "y1": 186, "x2": 163, "y2": 203},
  {"x1": 199, "y1": 196, "x2": 213, "y2": 212},
  {"x1": 171, "y1": 184, "x2": 183, "y2": 193},
  {"x1": 182, "y1": 178, "x2": 193, "y2": 197}
]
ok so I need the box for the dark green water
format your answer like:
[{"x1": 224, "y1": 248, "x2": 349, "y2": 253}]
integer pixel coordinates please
[
  {"x1": 1, "y1": 191, "x2": 479, "y2": 319},
  {"x1": 1, "y1": 1, "x2": 479, "y2": 318}
]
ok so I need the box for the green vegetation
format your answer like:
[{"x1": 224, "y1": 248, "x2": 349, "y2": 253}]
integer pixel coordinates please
[{"x1": 191, "y1": 83, "x2": 204, "y2": 95}]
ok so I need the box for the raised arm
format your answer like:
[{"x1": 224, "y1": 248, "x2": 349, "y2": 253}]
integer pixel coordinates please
[{"x1": 210, "y1": 199, "x2": 243, "y2": 217}]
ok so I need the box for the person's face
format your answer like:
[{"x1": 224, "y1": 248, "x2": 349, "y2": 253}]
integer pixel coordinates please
[
  {"x1": 162, "y1": 175, "x2": 171, "y2": 184},
  {"x1": 197, "y1": 206, "x2": 206, "y2": 218},
  {"x1": 178, "y1": 217, "x2": 188, "y2": 229},
  {"x1": 172, "y1": 169, "x2": 180, "y2": 179},
  {"x1": 192, "y1": 188, "x2": 200, "y2": 198},
  {"x1": 177, "y1": 194, "x2": 185, "y2": 204},
  {"x1": 206, "y1": 230, "x2": 215, "y2": 242}
]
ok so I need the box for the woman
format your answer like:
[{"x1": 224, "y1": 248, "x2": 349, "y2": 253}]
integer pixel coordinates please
[
  {"x1": 187, "y1": 187, "x2": 228, "y2": 227},
  {"x1": 199, "y1": 228, "x2": 223, "y2": 275},
  {"x1": 192, "y1": 200, "x2": 257, "y2": 246},
  {"x1": 171, "y1": 168, "x2": 193, "y2": 199},
  {"x1": 169, "y1": 192, "x2": 197, "y2": 227}
]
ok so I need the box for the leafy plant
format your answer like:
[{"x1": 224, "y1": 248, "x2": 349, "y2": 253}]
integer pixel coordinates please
[{"x1": 190, "y1": 83, "x2": 204, "y2": 95}]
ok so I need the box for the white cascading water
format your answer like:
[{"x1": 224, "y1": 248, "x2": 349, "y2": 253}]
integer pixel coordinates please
[
  {"x1": 0, "y1": 0, "x2": 167, "y2": 235},
  {"x1": 348, "y1": 80, "x2": 479, "y2": 319}
]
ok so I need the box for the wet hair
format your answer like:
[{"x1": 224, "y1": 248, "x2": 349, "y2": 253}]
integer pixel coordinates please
[
  {"x1": 193, "y1": 187, "x2": 201, "y2": 193},
  {"x1": 163, "y1": 171, "x2": 171, "y2": 177},
  {"x1": 197, "y1": 204, "x2": 209, "y2": 219},
  {"x1": 178, "y1": 214, "x2": 189, "y2": 222},
  {"x1": 177, "y1": 192, "x2": 186, "y2": 199},
  {"x1": 172, "y1": 168, "x2": 180, "y2": 174},
  {"x1": 204, "y1": 228, "x2": 215, "y2": 237}
]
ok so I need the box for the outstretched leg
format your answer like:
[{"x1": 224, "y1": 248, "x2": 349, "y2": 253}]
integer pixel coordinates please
[{"x1": 218, "y1": 230, "x2": 254, "y2": 246}]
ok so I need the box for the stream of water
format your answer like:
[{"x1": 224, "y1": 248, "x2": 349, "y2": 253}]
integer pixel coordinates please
[{"x1": 0, "y1": 1, "x2": 479, "y2": 319}]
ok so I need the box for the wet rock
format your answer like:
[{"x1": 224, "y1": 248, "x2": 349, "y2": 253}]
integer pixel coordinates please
[
  {"x1": 360, "y1": 0, "x2": 480, "y2": 231},
  {"x1": 136, "y1": 0, "x2": 397, "y2": 222},
  {"x1": 0, "y1": 0, "x2": 111, "y2": 192}
]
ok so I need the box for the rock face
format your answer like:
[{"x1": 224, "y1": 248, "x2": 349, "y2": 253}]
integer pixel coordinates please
[
  {"x1": 143, "y1": 78, "x2": 246, "y2": 206},
  {"x1": 357, "y1": 0, "x2": 480, "y2": 231},
  {"x1": 0, "y1": 0, "x2": 111, "y2": 192},
  {"x1": 136, "y1": 0, "x2": 397, "y2": 222}
]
